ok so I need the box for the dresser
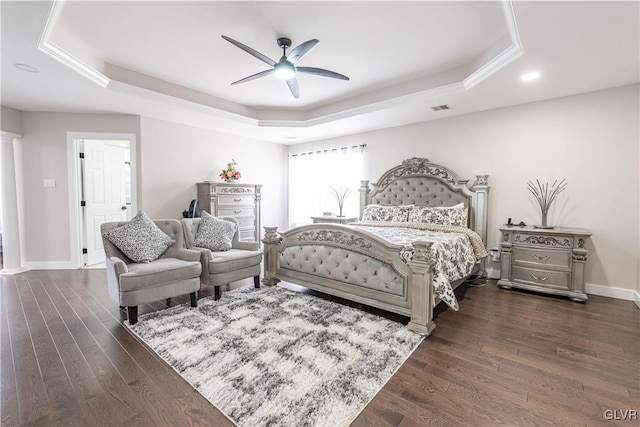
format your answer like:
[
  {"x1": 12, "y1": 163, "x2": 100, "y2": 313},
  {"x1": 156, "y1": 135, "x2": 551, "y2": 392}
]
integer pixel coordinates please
[
  {"x1": 497, "y1": 226, "x2": 591, "y2": 301},
  {"x1": 196, "y1": 182, "x2": 262, "y2": 243},
  {"x1": 311, "y1": 215, "x2": 359, "y2": 225}
]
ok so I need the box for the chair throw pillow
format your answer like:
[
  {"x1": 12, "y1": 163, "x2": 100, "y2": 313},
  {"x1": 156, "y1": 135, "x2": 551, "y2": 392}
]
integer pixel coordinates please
[
  {"x1": 104, "y1": 211, "x2": 175, "y2": 263},
  {"x1": 194, "y1": 212, "x2": 236, "y2": 252}
]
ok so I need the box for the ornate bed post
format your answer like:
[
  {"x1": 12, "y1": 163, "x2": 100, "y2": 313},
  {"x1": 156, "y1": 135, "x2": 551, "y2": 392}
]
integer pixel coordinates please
[
  {"x1": 471, "y1": 175, "x2": 489, "y2": 246},
  {"x1": 407, "y1": 242, "x2": 436, "y2": 336},
  {"x1": 359, "y1": 180, "x2": 370, "y2": 219},
  {"x1": 471, "y1": 175, "x2": 489, "y2": 277},
  {"x1": 261, "y1": 227, "x2": 281, "y2": 286},
  {"x1": 497, "y1": 230, "x2": 513, "y2": 289},
  {"x1": 569, "y1": 234, "x2": 590, "y2": 302}
]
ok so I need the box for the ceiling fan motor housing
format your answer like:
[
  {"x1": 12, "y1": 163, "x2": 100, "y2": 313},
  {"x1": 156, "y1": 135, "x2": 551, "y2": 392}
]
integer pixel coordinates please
[{"x1": 277, "y1": 38, "x2": 292, "y2": 49}]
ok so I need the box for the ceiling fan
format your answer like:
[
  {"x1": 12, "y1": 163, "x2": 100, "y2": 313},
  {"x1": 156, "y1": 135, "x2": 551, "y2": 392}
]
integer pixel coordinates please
[{"x1": 221, "y1": 35, "x2": 350, "y2": 99}]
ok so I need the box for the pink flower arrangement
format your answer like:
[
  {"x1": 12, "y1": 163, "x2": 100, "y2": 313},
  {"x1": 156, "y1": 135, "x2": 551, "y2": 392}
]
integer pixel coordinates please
[{"x1": 220, "y1": 159, "x2": 241, "y2": 181}]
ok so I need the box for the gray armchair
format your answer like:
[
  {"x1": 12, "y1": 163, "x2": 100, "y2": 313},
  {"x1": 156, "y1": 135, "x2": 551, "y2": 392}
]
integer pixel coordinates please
[
  {"x1": 182, "y1": 216, "x2": 262, "y2": 300},
  {"x1": 101, "y1": 219, "x2": 202, "y2": 324}
]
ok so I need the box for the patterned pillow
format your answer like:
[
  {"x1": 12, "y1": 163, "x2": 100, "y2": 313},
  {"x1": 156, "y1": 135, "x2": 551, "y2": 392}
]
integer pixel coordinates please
[
  {"x1": 194, "y1": 211, "x2": 237, "y2": 251},
  {"x1": 409, "y1": 205, "x2": 468, "y2": 227},
  {"x1": 362, "y1": 204, "x2": 413, "y2": 222},
  {"x1": 104, "y1": 211, "x2": 175, "y2": 263},
  {"x1": 434, "y1": 202, "x2": 464, "y2": 210}
]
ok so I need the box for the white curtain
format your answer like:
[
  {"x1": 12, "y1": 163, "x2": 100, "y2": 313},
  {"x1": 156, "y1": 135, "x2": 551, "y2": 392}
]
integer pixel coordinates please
[{"x1": 288, "y1": 145, "x2": 364, "y2": 228}]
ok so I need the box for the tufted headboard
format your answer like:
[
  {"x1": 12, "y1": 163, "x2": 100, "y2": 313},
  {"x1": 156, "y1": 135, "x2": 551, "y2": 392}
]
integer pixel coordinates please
[{"x1": 359, "y1": 157, "x2": 489, "y2": 244}]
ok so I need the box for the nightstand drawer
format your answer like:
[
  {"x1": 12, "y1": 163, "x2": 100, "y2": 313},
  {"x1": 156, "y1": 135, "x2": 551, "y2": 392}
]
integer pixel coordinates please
[
  {"x1": 514, "y1": 233, "x2": 573, "y2": 249},
  {"x1": 512, "y1": 247, "x2": 571, "y2": 269},
  {"x1": 311, "y1": 216, "x2": 358, "y2": 225},
  {"x1": 512, "y1": 266, "x2": 570, "y2": 290}
]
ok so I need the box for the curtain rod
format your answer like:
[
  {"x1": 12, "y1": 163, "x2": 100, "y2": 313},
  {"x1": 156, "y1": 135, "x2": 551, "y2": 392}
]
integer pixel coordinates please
[{"x1": 288, "y1": 144, "x2": 366, "y2": 158}]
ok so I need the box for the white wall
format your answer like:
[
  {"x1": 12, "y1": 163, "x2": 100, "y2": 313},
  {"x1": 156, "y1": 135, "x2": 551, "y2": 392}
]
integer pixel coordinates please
[
  {"x1": 1, "y1": 106, "x2": 23, "y2": 135},
  {"x1": 139, "y1": 117, "x2": 287, "y2": 231},
  {"x1": 14, "y1": 113, "x2": 287, "y2": 267},
  {"x1": 289, "y1": 84, "x2": 640, "y2": 295},
  {"x1": 19, "y1": 112, "x2": 141, "y2": 266},
  {"x1": 0, "y1": 106, "x2": 25, "y2": 236}
]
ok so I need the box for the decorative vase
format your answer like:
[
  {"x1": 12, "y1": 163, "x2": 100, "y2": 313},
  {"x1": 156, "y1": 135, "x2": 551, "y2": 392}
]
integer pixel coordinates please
[
  {"x1": 527, "y1": 179, "x2": 567, "y2": 230},
  {"x1": 536, "y1": 208, "x2": 553, "y2": 229},
  {"x1": 225, "y1": 177, "x2": 237, "y2": 183},
  {"x1": 330, "y1": 187, "x2": 351, "y2": 219}
]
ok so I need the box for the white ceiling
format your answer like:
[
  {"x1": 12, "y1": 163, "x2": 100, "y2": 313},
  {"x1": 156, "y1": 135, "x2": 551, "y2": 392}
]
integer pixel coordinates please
[{"x1": 1, "y1": 1, "x2": 638, "y2": 144}]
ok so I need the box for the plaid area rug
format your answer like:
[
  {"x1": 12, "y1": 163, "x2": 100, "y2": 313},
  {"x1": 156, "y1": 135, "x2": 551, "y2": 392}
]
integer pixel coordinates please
[{"x1": 128, "y1": 286, "x2": 423, "y2": 427}]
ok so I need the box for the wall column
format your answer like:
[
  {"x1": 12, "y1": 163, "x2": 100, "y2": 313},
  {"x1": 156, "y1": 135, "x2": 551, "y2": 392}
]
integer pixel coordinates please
[{"x1": 1, "y1": 132, "x2": 26, "y2": 274}]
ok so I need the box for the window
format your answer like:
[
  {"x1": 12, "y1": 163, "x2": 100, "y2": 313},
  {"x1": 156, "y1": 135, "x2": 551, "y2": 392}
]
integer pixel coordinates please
[{"x1": 288, "y1": 145, "x2": 364, "y2": 227}]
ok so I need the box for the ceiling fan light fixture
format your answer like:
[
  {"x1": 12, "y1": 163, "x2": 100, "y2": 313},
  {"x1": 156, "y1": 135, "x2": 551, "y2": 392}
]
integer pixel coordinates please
[{"x1": 274, "y1": 62, "x2": 295, "y2": 80}]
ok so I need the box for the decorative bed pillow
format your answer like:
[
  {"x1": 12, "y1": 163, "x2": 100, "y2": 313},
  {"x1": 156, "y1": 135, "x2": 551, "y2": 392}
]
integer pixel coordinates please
[
  {"x1": 104, "y1": 211, "x2": 175, "y2": 263},
  {"x1": 362, "y1": 204, "x2": 413, "y2": 222},
  {"x1": 409, "y1": 205, "x2": 468, "y2": 227},
  {"x1": 194, "y1": 211, "x2": 236, "y2": 251},
  {"x1": 434, "y1": 202, "x2": 465, "y2": 210}
]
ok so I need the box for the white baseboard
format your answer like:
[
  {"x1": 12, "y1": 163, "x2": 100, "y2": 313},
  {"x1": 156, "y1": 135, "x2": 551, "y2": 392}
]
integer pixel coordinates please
[
  {"x1": 585, "y1": 282, "x2": 636, "y2": 301},
  {"x1": 23, "y1": 261, "x2": 76, "y2": 270},
  {"x1": 0, "y1": 267, "x2": 30, "y2": 275},
  {"x1": 491, "y1": 267, "x2": 637, "y2": 302}
]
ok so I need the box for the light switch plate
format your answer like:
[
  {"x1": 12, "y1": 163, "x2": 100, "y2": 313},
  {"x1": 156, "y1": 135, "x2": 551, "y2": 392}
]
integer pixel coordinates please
[{"x1": 43, "y1": 179, "x2": 56, "y2": 188}]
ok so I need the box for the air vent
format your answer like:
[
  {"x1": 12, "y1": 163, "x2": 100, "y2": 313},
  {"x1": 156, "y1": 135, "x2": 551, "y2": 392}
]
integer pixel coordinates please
[{"x1": 431, "y1": 104, "x2": 451, "y2": 111}]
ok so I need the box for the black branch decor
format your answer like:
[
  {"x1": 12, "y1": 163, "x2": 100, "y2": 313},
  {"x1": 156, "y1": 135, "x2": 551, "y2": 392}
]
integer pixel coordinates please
[
  {"x1": 330, "y1": 187, "x2": 352, "y2": 217},
  {"x1": 527, "y1": 178, "x2": 567, "y2": 229}
]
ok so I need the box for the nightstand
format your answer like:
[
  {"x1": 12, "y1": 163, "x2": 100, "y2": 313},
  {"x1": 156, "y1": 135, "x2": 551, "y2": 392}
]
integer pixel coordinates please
[
  {"x1": 497, "y1": 226, "x2": 591, "y2": 301},
  {"x1": 311, "y1": 216, "x2": 358, "y2": 225}
]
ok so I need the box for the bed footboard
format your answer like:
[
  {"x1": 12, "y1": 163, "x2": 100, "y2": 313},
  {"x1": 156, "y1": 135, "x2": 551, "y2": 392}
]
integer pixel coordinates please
[{"x1": 262, "y1": 224, "x2": 436, "y2": 335}]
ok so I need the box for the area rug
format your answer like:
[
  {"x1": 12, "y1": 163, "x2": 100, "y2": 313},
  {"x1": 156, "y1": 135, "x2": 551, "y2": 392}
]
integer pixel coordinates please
[{"x1": 128, "y1": 286, "x2": 423, "y2": 427}]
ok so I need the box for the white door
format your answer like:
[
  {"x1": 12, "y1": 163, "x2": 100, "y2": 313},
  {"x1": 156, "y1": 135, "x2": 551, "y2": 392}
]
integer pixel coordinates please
[{"x1": 83, "y1": 140, "x2": 129, "y2": 266}]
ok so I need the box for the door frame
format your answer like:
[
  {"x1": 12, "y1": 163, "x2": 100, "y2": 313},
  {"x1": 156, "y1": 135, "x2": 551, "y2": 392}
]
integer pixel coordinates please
[{"x1": 67, "y1": 132, "x2": 138, "y2": 269}]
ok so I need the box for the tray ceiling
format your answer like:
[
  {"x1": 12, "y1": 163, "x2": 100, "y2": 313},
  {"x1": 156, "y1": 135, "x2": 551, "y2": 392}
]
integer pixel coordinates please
[{"x1": 1, "y1": 1, "x2": 638, "y2": 143}]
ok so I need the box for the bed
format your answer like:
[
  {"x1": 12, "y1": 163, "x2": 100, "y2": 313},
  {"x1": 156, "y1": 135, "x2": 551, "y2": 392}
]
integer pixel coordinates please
[{"x1": 262, "y1": 157, "x2": 489, "y2": 335}]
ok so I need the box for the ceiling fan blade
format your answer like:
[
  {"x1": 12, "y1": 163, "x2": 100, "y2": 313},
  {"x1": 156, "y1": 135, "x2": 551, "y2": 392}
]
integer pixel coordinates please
[
  {"x1": 231, "y1": 69, "x2": 274, "y2": 85},
  {"x1": 287, "y1": 39, "x2": 319, "y2": 64},
  {"x1": 222, "y1": 35, "x2": 276, "y2": 67},
  {"x1": 286, "y1": 78, "x2": 300, "y2": 99},
  {"x1": 296, "y1": 67, "x2": 350, "y2": 81}
]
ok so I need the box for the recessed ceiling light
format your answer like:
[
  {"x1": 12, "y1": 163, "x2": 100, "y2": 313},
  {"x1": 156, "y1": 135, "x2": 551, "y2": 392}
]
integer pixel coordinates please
[
  {"x1": 14, "y1": 63, "x2": 39, "y2": 73},
  {"x1": 521, "y1": 71, "x2": 540, "y2": 81}
]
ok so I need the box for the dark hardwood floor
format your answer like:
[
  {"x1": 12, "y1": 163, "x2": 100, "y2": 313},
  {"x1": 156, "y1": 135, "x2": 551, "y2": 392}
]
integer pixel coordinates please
[{"x1": 1, "y1": 269, "x2": 638, "y2": 426}]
